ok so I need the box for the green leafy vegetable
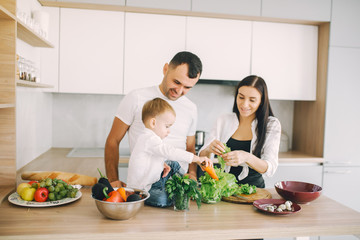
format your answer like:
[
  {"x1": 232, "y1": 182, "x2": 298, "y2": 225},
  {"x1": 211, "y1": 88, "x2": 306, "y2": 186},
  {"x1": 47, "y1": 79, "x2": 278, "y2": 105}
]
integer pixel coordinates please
[
  {"x1": 200, "y1": 143, "x2": 257, "y2": 203},
  {"x1": 216, "y1": 143, "x2": 231, "y2": 171},
  {"x1": 199, "y1": 167, "x2": 239, "y2": 203},
  {"x1": 237, "y1": 183, "x2": 257, "y2": 195},
  {"x1": 165, "y1": 174, "x2": 202, "y2": 209}
]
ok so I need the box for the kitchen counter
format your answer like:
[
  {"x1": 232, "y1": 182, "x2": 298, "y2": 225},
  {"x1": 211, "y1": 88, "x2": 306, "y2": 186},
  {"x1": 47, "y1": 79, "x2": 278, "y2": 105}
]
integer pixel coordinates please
[{"x1": 1, "y1": 188, "x2": 360, "y2": 239}]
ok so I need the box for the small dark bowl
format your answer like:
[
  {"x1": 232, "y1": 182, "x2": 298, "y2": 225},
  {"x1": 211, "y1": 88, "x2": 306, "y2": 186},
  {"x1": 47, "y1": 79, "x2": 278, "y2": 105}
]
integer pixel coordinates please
[{"x1": 275, "y1": 181, "x2": 322, "y2": 204}]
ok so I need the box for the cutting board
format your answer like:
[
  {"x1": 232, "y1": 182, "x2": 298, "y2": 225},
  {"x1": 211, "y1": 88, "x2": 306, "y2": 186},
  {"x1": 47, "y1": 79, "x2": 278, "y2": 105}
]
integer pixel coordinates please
[{"x1": 222, "y1": 188, "x2": 272, "y2": 204}]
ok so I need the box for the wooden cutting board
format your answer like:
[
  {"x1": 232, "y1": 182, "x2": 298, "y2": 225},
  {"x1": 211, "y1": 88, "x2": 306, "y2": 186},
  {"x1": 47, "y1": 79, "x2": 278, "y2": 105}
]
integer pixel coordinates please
[{"x1": 222, "y1": 188, "x2": 272, "y2": 204}]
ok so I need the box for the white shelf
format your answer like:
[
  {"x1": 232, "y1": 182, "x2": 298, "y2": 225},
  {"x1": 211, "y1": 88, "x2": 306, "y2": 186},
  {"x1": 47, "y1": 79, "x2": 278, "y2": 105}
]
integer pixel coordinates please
[{"x1": 16, "y1": 80, "x2": 53, "y2": 88}]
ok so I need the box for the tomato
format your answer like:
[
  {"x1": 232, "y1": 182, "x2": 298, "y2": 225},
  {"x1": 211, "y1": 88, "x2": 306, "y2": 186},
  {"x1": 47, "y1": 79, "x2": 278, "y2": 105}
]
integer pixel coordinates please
[{"x1": 34, "y1": 187, "x2": 49, "y2": 202}]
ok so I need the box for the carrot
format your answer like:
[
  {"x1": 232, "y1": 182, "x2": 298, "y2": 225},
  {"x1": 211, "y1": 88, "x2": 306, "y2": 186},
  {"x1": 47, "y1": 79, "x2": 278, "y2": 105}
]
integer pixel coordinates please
[
  {"x1": 201, "y1": 162, "x2": 219, "y2": 181},
  {"x1": 117, "y1": 187, "x2": 127, "y2": 202}
]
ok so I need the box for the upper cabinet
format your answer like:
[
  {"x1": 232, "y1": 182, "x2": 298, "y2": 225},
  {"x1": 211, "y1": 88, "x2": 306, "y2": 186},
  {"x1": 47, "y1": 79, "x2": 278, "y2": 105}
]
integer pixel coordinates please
[
  {"x1": 262, "y1": 0, "x2": 331, "y2": 22},
  {"x1": 186, "y1": 17, "x2": 251, "y2": 81},
  {"x1": 127, "y1": 0, "x2": 191, "y2": 11},
  {"x1": 191, "y1": 0, "x2": 261, "y2": 16},
  {"x1": 59, "y1": 8, "x2": 124, "y2": 94},
  {"x1": 251, "y1": 22, "x2": 318, "y2": 100},
  {"x1": 123, "y1": 13, "x2": 186, "y2": 94}
]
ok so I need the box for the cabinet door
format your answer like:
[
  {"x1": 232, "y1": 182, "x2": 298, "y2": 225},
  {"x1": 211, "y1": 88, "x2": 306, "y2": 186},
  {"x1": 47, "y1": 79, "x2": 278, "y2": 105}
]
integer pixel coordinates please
[
  {"x1": 186, "y1": 17, "x2": 251, "y2": 81},
  {"x1": 41, "y1": 7, "x2": 60, "y2": 92},
  {"x1": 59, "y1": 8, "x2": 124, "y2": 94},
  {"x1": 262, "y1": 0, "x2": 331, "y2": 21},
  {"x1": 323, "y1": 166, "x2": 360, "y2": 213},
  {"x1": 264, "y1": 164, "x2": 323, "y2": 188},
  {"x1": 251, "y1": 22, "x2": 318, "y2": 100},
  {"x1": 124, "y1": 13, "x2": 186, "y2": 94},
  {"x1": 191, "y1": 0, "x2": 261, "y2": 16}
]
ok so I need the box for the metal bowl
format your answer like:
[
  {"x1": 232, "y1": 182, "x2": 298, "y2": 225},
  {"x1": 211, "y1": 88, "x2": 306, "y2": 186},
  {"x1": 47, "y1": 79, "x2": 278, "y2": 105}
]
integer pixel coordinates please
[
  {"x1": 93, "y1": 187, "x2": 150, "y2": 220},
  {"x1": 275, "y1": 181, "x2": 322, "y2": 204}
]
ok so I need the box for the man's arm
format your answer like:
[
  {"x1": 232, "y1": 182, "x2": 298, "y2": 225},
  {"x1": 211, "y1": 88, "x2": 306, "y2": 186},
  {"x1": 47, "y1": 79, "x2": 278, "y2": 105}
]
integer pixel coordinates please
[
  {"x1": 185, "y1": 135, "x2": 198, "y2": 181},
  {"x1": 105, "y1": 117, "x2": 129, "y2": 187}
]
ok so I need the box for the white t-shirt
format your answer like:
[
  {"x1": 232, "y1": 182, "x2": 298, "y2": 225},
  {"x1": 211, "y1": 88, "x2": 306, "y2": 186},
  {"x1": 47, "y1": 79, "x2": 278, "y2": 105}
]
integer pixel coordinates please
[
  {"x1": 127, "y1": 128, "x2": 194, "y2": 192},
  {"x1": 115, "y1": 85, "x2": 197, "y2": 171}
]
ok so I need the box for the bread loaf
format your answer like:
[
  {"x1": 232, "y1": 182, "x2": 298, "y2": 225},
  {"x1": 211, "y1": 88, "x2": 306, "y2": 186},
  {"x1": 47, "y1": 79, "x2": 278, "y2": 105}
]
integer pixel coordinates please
[{"x1": 21, "y1": 171, "x2": 97, "y2": 186}]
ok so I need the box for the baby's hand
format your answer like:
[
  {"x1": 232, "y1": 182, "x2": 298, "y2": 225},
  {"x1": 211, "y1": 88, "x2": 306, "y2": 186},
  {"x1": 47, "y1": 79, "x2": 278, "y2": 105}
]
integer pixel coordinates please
[
  {"x1": 162, "y1": 162, "x2": 171, "y2": 178},
  {"x1": 197, "y1": 156, "x2": 213, "y2": 169}
]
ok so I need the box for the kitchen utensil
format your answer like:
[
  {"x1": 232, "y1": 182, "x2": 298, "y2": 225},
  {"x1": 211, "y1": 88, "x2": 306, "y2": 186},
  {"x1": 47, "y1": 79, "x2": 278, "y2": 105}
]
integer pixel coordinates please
[
  {"x1": 195, "y1": 131, "x2": 205, "y2": 147},
  {"x1": 275, "y1": 181, "x2": 322, "y2": 204},
  {"x1": 222, "y1": 188, "x2": 272, "y2": 204},
  {"x1": 253, "y1": 199, "x2": 301, "y2": 215},
  {"x1": 93, "y1": 187, "x2": 149, "y2": 220}
]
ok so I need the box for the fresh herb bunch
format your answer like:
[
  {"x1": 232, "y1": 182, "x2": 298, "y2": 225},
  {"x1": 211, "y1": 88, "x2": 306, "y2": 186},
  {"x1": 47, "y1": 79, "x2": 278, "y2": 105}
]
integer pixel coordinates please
[{"x1": 165, "y1": 173, "x2": 202, "y2": 209}]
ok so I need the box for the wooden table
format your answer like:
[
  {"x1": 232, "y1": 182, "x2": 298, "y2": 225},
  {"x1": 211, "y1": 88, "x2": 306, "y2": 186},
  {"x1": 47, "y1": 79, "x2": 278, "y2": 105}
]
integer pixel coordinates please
[{"x1": 1, "y1": 188, "x2": 360, "y2": 240}]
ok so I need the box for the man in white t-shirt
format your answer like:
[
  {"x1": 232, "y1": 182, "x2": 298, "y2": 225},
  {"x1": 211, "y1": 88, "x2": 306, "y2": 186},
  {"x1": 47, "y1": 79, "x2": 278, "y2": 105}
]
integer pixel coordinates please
[{"x1": 105, "y1": 51, "x2": 203, "y2": 188}]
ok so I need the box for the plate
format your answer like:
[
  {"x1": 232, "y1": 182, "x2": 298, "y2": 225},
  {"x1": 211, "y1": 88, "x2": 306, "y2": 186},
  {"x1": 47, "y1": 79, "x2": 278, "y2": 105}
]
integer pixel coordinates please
[
  {"x1": 8, "y1": 190, "x2": 82, "y2": 207},
  {"x1": 253, "y1": 199, "x2": 301, "y2": 215}
]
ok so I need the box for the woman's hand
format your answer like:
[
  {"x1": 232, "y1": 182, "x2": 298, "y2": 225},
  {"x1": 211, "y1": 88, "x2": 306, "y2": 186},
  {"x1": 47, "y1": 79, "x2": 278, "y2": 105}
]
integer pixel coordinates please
[
  {"x1": 222, "y1": 150, "x2": 249, "y2": 167},
  {"x1": 162, "y1": 163, "x2": 171, "y2": 178},
  {"x1": 207, "y1": 139, "x2": 226, "y2": 156}
]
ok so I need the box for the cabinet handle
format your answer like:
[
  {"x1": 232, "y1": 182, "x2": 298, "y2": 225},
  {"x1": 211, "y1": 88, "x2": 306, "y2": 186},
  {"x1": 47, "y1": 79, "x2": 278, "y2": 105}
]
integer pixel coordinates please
[{"x1": 323, "y1": 170, "x2": 351, "y2": 174}]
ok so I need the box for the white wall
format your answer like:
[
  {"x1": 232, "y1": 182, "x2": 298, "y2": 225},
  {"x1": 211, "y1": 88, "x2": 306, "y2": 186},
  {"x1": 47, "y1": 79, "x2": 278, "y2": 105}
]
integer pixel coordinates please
[{"x1": 52, "y1": 84, "x2": 294, "y2": 149}]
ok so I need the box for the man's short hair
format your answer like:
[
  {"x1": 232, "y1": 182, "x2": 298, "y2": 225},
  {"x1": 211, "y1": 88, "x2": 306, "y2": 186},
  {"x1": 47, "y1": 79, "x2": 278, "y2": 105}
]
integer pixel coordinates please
[
  {"x1": 142, "y1": 98, "x2": 176, "y2": 123},
  {"x1": 169, "y1": 51, "x2": 202, "y2": 78}
]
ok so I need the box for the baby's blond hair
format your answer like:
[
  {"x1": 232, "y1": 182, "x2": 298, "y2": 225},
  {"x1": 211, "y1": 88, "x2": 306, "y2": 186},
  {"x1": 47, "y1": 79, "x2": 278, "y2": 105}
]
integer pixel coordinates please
[{"x1": 142, "y1": 98, "x2": 176, "y2": 124}]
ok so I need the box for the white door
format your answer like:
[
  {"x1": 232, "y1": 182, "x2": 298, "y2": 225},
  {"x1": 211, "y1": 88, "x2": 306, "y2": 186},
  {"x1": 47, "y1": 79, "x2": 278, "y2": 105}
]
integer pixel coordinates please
[
  {"x1": 59, "y1": 8, "x2": 124, "y2": 94},
  {"x1": 123, "y1": 12, "x2": 186, "y2": 94},
  {"x1": 251, "y1": 21, "x2": 318, "y2": 100},
  {"x1": 186, "y1": 16, "x2": 251, "y2": 81}
]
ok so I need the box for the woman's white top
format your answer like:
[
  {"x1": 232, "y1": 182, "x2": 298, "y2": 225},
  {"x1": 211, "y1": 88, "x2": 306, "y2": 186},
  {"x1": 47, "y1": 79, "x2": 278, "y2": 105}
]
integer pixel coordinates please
[{"x1": 199, "y1": 113, "x2": 281, "y2": 181}]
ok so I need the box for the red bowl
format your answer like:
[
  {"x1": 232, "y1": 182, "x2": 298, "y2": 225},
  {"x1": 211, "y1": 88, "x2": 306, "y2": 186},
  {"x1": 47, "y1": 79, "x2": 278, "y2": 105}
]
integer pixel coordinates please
[{"x1": 274, "y1": 181, "x2": 322, "y2": 204}]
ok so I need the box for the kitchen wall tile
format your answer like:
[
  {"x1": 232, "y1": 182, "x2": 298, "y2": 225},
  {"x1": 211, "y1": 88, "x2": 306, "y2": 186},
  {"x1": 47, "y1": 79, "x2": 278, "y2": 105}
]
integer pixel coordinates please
[
  {"x1": 16, "y1": 88, "x2": 52, "y2": 169},
  {"x1": 191, "y1": 0, "x2": 261, "y2": 16}
]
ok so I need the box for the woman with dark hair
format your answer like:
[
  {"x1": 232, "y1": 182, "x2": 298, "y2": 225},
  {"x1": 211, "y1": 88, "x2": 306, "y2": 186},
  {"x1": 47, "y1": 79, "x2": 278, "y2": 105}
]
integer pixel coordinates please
[{"x1": 198, "y1": 75, "x2": 281, "y2": 187}]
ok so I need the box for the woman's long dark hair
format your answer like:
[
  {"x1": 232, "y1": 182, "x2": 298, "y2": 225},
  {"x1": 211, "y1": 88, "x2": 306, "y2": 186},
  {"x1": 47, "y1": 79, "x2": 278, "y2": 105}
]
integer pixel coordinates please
[{"x1": 232, "y1": 75, "x2": 274, "y2": 158}]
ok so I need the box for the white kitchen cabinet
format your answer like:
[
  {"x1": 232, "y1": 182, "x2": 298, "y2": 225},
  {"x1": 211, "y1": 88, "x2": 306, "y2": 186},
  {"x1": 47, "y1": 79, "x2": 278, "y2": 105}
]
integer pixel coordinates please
[
  {"x1": 186, "y1": 17, "x2": 251, "y2": 81},
  {"x1": 127, "y1": 0, "x2": 191, "y2": 11},
  {"x1": 324, "y1": 47, "x2": 360, "y2": 163},
  {"x1": 264, "y1": 164, "x2": 323, "y2": 189},
  {"x1": 251, "y1": 21, "x2": 318, "y2": 100},
  {"x1": 40, "y1": 7, "x2": 60, "y2": 92},
  {"x1": 123, "y1": 13, "x2": 186, "y2": 94},
  {"x1": 323, "y1": 166, "x2": 360, "y2": 213},
  {"x1": 59, "y1": 8, "x2": 124, "y2": 94},
  {"x1": 262, "y1": 0, "x2": 331, "y2": 21},
  {"x1": 191, "y1": 0, "x2": 261, "y2": 16}
]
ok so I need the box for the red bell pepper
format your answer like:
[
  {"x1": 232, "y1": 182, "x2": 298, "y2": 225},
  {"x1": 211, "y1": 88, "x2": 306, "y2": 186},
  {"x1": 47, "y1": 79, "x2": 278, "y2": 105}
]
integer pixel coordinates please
[
  {"x1": 34, "y1": 187, "x2": 49, "y2": 202},
  {"x1": 103, "y1": 187, "x2": 123, "y2": 202}
]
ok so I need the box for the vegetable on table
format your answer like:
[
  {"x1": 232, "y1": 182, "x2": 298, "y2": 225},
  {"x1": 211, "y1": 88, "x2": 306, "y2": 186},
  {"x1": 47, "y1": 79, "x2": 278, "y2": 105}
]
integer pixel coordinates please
[
  {"x1": 97, "y1": 168, "x2": 114, "y2": 193},
  {"x1": 34, "y1": 187, "x2": 49, "y2": 202},
  {"x1": 165, "y1": 173, "x2": 202, "y2": 210},
  {"x1": 104, "y1": 188, "x2": 123, "y2": 202},
  {"x1": 117, "y1": 188, "x2": 127, "y2": 202},
  {"x1": 91, "y1": 182, "x2": 109, "y2": 200},
  {"x1": 201, "y1": 161, "x2": 218, "y2": 180}
]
